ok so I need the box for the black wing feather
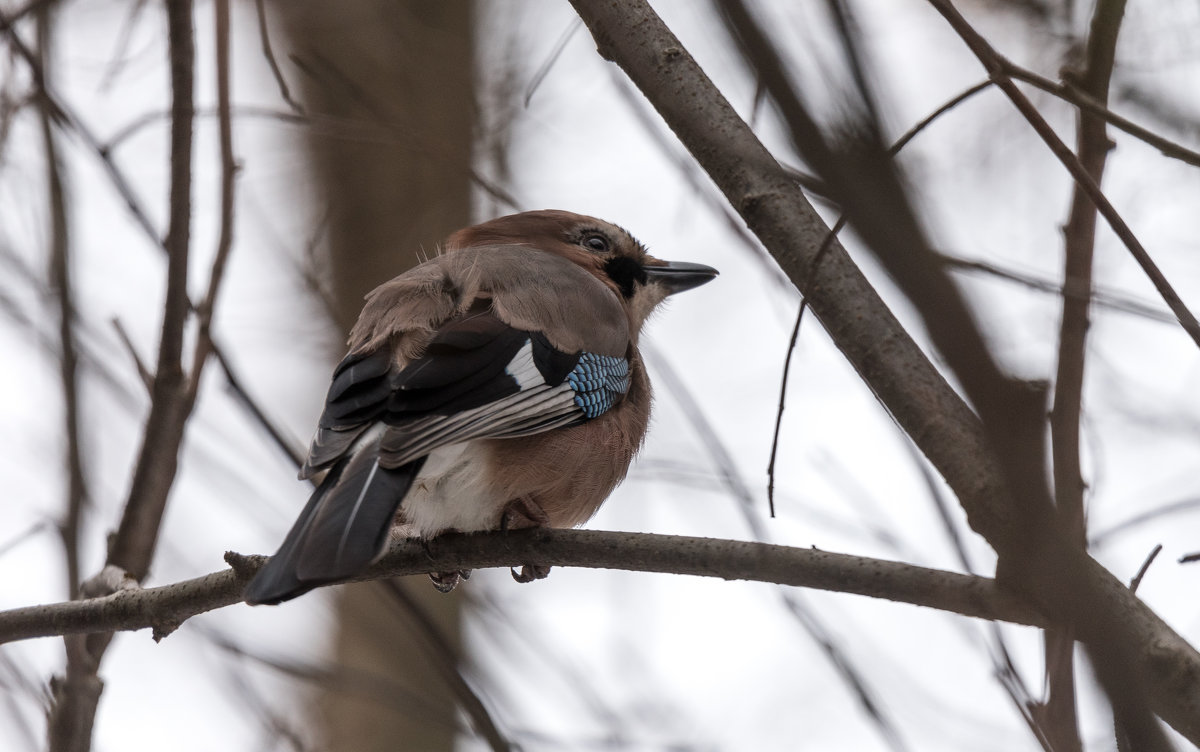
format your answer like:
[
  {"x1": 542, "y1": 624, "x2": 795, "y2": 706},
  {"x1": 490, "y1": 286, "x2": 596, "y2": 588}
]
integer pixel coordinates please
[{"x1": 245, "y1": 446, "x2": 426, "y2": 605}]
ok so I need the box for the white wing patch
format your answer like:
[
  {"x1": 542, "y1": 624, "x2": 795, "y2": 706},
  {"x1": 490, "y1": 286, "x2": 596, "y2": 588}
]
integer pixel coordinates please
[{"x1": 505, "y1": 340, "x2": 544, "y2": 390}]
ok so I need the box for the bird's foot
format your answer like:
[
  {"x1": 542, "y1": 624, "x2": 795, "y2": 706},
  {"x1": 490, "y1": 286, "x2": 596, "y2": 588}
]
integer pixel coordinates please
[
  {"x1": 429, "y1": 569, "x2": 471, "y2": 593},
  {"x1": 510, "y1": 563, "x2": 551, "y2": 584},
  {"x1": 500, "y1": 499, "x2": 552, "y2": 585}
]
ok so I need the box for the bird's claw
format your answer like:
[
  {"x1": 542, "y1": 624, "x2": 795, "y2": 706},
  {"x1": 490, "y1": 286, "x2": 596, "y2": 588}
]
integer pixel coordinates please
[
  {"x1": 429, "y1": 569, "x2": 471, "y2": 592},
  {"x1": 510, "y1": 564, "x2": 551, "y2": 584}
]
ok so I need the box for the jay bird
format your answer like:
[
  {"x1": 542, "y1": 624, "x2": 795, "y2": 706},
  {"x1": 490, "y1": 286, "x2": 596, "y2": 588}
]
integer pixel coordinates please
[{"x1": 245, "y1": 210, "x2": 717, "y2": 604}]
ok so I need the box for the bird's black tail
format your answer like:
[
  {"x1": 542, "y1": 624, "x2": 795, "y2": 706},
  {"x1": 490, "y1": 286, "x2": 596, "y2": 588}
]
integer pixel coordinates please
[{"x1": 244, "y1": 449, "x2": 426, "y2": 605}]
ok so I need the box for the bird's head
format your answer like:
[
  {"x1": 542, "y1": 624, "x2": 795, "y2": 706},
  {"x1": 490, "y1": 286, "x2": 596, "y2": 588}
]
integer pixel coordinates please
[{"x1": 446, "y1": 210, "x2": 718, "y2": 328}]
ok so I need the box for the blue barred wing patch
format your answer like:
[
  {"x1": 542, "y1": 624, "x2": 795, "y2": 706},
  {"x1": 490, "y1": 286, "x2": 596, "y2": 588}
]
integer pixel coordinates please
[{"x1": 567, "y1": 352, "x2": 630, "y2": 418}]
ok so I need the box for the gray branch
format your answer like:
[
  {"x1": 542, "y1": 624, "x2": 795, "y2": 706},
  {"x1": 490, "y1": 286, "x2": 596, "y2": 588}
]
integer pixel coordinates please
[{"x1": 0, "y1": 529, "x2": 1046, "y2": 644}]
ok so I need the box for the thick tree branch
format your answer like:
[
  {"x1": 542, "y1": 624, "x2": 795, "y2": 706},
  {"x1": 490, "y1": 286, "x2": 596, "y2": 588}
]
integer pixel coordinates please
[
  {"x1": 0, "y1": 530, "x2": 1047, "y2": 645},
  {"x1": 567, "y1": 0, "x2": 1200, "y2": 742}
]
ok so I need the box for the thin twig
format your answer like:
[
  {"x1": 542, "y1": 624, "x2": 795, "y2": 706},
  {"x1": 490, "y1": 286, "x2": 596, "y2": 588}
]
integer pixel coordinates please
[
  {"x1": 0, "y1": 529, "x2": 1050, "y2": 645},
  {"x1": 0, "y1": 520, "x2": 51, "y2": 560},
  {"x1": 35, "y1": 1, "x2": 87, "y2": 601},
  {"x1": 1042, "y1": 4, "x2": 1127, "y2": 749},
  {"x1": 524, "y1": 17, "x2": 583, "y2": 107},
  {"x1": 0, "y1": 10, "x2": 162, "y2": 244},
  {"x1": 766, "y1": 299, "x2": 805, "y2": 518},
  {"x1": 187, "y1": 0, "x2": 238, "y2": 399},
  {"x1": 927, "y1": 0, "x2": 1200, "y2": 351},
  {"x1": 97, "y1": 0, "x2": 149, "y2": 93},
  {"x1": 252, "y1": 0, "x2": 303, "y2": 113},
  {"x1": 1128, "y1": 544, "x2": 1162, "y2": 593},
  {"x1": 766, "y1": 76, "x2": 994, "y2": 520},
  {"x1": 111, "y1": 318, "x2": 153, "y2": 392},
  {"x1": 213, "y1": 346, "x2": 305, "y2": 467},
  {"x1": 890, "y1": 79, "x2": 993, "y2": 154},
  {"x1": 941, "y1": 255, "x2": 1176, "y2": 325},
  {"x1": 1005, "y1": 64, "x2": 1200, "y2": 169}
]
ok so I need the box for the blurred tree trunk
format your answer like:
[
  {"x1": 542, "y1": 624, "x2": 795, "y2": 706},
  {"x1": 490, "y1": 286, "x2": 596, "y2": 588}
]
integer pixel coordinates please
[{"x1": 273, "y1": 2, "x2": 475, "y2": 750}]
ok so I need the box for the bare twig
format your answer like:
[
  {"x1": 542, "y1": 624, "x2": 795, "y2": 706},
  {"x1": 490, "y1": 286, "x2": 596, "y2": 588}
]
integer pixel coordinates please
[
  {"x1": 0, "y1": 529, "x2": 1050, "y2": 645},
  {"x1": 890, "y1": 79, "x2": 993, "y2": 154},
  {"x1": 1090, "y1": 497, "x2": 1200, "y2": 546},
  {"x1": 97, "y1": 0, "x2": 149, "y2": 92},
  {"x1": 1129, "y1": 545, "x2": 1163, "y2": 594},
  {"x1": 35, "y1": 0, "x2": 87, "y2": 601},
  {"x1": 524, "y1": 17, "x2": 583, "y2": 107},
  {"x1": 187, "y1": 0, "x2": 238, "y2": 398},
  {"x1": 766, "y1": 74, "x2": 984, "y2": 518},
  {"x1": 1043, "y1": 3, "x2": 1126, "y2": 748},
  {"x1": 252, "y1": 0, "x2": 303, "y2": 113},
  {"x1": 0, "y1": 520, "x2": 52, "y2": 560},
  {"x1": 1005, "y1": 65, "x2": 1200, "y2": 169},
  {"x1": 766, "y1": 299, "x2": 805, "y2": 518},
  {"x1": 0, "y1": 10, "x2": 162, "y2": 243},
  {"x1": 111, "y1": 318, "x2": 154, "y2": 393},
  {"x1": 926, "y1": 0, "x2": 1200, "y2": 352},
  {"x1": 213, "y1": 346, "x2": 306, "y2": 467},
  {"x1": 941, "y1": 255, "x2": 1176, "y2": 325}
]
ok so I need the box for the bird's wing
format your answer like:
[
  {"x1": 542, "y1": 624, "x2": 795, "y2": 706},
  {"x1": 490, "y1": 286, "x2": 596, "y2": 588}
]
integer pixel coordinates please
[
  {"x1": 246, "y1": 303, "x2": 632, "y2": 604},
  {"x1": 247, "y1": 248, "x2": 634, "y2": 605},
  {"x1": 302, "y1": 302, "x2": 632, "y2": 477}
]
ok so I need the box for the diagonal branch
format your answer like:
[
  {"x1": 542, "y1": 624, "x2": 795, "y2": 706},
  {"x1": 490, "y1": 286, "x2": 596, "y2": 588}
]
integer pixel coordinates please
[{"x1": 1003, "y1": 64, "x2": 1200, "y2": 169}]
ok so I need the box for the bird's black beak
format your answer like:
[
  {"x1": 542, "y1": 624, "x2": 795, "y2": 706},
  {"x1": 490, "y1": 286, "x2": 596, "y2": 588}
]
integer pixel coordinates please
[{"x1": 643, "y1": 260, "x2": 719, "y2": 295}]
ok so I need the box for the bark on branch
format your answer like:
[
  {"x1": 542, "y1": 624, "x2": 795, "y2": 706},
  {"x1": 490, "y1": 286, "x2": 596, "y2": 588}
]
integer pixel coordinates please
[{"x1": 0, "y1": 529, "x2": 1046, "y2": 645}]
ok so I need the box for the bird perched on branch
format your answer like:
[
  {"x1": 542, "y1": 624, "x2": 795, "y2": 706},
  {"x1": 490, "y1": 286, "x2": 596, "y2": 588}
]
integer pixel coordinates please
[{"x1": 245, "y1": 210, "x2": 717, "y2": 604}]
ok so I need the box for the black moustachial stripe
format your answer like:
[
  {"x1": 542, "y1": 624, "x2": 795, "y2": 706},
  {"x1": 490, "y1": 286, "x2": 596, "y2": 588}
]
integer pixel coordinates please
[{"x1": 603, "y1": 256, "x2": 647, "y2": 299}]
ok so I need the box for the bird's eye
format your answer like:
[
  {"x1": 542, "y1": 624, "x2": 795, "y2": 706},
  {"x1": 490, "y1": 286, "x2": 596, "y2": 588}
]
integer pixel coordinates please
[{"x1": 581, "y1": 234, "x2": 610, "y2": 253}]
